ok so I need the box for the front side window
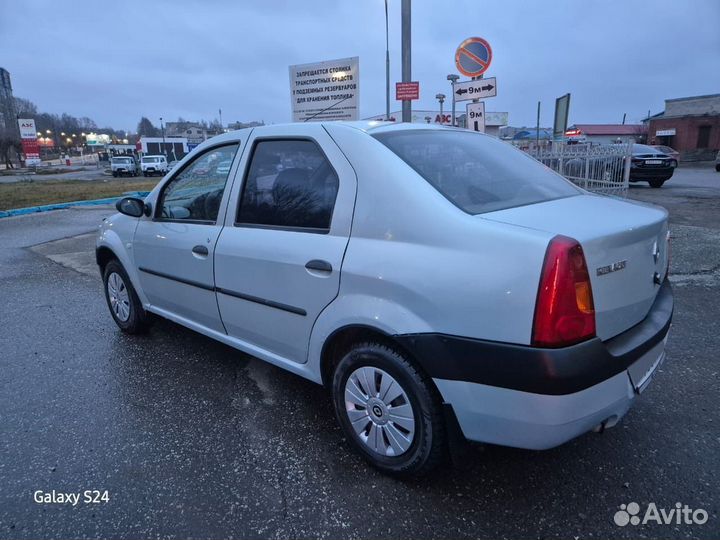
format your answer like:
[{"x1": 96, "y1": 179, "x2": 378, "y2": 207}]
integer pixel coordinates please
[
  {"x1": 158, "y1": 144, "x2": 239, "y2": 223},
  {"x1": 373, "y1": 130, "x2": 580, "y2": 214},
  {"x1": 236, "y1": 140, "x2": 339, "y2": 231}
]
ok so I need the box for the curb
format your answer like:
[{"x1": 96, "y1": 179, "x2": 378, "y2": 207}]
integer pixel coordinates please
[{"x1": 0, "y1": 192, "x2": 149, "y2": 219}]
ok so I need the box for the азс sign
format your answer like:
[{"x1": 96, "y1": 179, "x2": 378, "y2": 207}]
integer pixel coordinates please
[
  {"x1": 289, "y1": 57, "x2": 359, "y2": 122},
  {"x1": 17, "y1": 118, "x2": 41, "y2": 166}
]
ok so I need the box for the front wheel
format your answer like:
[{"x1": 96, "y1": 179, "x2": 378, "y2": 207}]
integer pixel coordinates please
[
  {"x1": 649, "y1": 179, "x2": 665, "y2": 188},
  {"x1": 332, "y1": 342, "x2": 446, "y2": 476},
  {"x1": 102, "y1": 260, "x2": 152, "y2": 334}
]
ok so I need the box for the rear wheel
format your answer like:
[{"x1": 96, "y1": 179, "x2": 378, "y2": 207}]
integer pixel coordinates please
[
  {"x1": 102, "y1": 259, "x2": 152, "y2": 334},
  {"x1": 112, "y1": 171, "x2": 118, "y2": 177},
  {"x1": 715, "y1": 164, "x2": 720, "y2": 172},
  {"x1": 649, "y1": 179, "x2": 664, "y2": 188},
  {"x1": 331, "y1": 341, "x2": 445, "y2": 475}
]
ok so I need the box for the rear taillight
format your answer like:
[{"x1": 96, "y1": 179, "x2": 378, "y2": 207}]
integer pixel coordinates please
[{"x1": 532, "y1": 235, "x2": 596, "y2": 348}]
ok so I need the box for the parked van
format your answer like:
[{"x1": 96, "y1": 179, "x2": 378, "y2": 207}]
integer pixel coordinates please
[
  {"x1": 110, "y1": 156, "x2": 137, "y2": 177},
  {"x1": 141, "y1": 155, "x2": 169, "y2": 177}
]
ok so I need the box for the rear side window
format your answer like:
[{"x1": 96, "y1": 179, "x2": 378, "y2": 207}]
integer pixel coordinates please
[
  {"x1": 373, "y1": 130, "x2": 580, "y2": 214},
  {"x1": 236, "y1": 139, "x2": 339, "y2": 231}
]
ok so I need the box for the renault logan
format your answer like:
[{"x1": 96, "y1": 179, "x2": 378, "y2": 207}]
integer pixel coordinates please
[{"x1": 97, "y1": 122, "x2": 673, "y2": 475}]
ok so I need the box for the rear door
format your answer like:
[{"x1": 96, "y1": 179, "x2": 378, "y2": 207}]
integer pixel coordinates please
[
  {"x1": 133, "y1": 142, "x2": 243, "y2": 332},
  {"x1": 214, "y1": 124, "x2": 356, "y2": 363}
]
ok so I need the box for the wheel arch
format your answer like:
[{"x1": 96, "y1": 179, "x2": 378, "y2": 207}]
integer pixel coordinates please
[
  {"x1": 319, "y1": 324, "x2": 422, "y2": 390},
  {"x1": 96, "y1": 245, "x2": 118, "y2": 272}
]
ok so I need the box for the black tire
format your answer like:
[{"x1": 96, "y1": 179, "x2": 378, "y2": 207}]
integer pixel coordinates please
[
  {"x1": 331, "y1": 341, "x2": 445, "y2": 476},
  {"x1": 143, "y1": 172, "x2": 148, "y2": 177},
  {"x1": 649, "y1": 179, "x2": 665, "y2": 188},
  {"x1": 112, "y1": 171, "x2": 118, "y2": 177},
  {"x1": 715, "y1": 164, "x2": 720, "y2": 172},
  {"x1": 102, "y1": 259, "x2": 152, "y2": 334}
]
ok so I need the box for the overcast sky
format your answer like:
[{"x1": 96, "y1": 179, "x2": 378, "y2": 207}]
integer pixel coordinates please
[{"x1": 2, "y1": 0, "x2": 719, "y2": 132}]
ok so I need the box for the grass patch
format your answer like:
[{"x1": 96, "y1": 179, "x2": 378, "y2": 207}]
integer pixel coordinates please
[{"x1": 0, "y1": 178, "x2": 159, "y2": 211}]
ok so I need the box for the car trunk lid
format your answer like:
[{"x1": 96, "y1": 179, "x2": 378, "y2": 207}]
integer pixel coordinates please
[{"x1": 482, "y1": 194, "x2": 669, "y2": 340}]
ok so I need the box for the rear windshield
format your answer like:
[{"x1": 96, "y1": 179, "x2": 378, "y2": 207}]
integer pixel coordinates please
[
  {"x1": 633, "y1": 144, "x2": 663, "y2": 155},
  {"x1": 373, "y1": 130, "x2": 580, "y2": 214}
]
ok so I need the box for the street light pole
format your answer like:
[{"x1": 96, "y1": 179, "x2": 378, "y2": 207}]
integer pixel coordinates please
[
  {"x1": 401, "y1": 0, "x2": 411, "y2": 123},
  {"x1": 385, "y1": 0, "x2": 390, "y2": 121},
  {"x1": 435, "y1": 93, "x2": 445, "y2": 123},
  {"x1": 447, "y1": 74, "x2": 459, "y2": 126},
  {"x1": 159, "y1": 117, "x2": 166, "y2": 156}
]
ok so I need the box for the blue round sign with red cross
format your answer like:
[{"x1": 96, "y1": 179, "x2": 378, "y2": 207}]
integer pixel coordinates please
[{"x1": 455, "y1": 37, "x2": 492, "y2": 78}]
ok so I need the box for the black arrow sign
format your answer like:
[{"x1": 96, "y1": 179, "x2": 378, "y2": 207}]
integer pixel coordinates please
[
  {"x1": 456, "y1": 88, "x2": 467, "y2": 96},
  {"x1": 481, "y1": 84, "x2": 494, "y2": 91}
]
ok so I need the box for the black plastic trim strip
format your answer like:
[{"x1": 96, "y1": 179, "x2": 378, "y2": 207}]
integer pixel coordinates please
[
  {"x1": 395, "y1": 278, "x2": 673, "y2": 396},
  {"x1": 138, "y1": 267, "x2": 307, "y2": 316},
  {"x1": 138, "y1": 267, "x2": 214, "y2": 291},
  {"x1": 216, "y1": 287, "x2": 307, "y2": 316}
]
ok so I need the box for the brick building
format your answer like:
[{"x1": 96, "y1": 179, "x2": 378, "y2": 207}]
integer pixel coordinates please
[{"x1": 646, "y1": 94, "x2": 720, "y2": 160}]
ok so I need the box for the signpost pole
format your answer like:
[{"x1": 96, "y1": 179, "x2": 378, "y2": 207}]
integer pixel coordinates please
[
  {"x1": 385, "y1": 0, "x2": 390, "y2": 121},
  {"x1": 401, "y1": 0, "x2": 411, "y2": 123},
  {"x1": 536, "y1": 101, "x2": 541, "y2": 148}
]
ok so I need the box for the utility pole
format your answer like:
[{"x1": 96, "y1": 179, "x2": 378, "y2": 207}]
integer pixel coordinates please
[
  {"x1": 447, "y1": 74, "x2": 459, "y2": 126},
  {"x1": 384, "y1": 0, "x2": 390, "y2": 121},
  {"x1": 219, "y1": 108, "x2": 223, "y2": 131},
  {"x1": 401, "y1": 0, "x2": 411, "y2": 123},
  {"x1": 536, "y1": 102, "x2": 540, "y2": 147}
]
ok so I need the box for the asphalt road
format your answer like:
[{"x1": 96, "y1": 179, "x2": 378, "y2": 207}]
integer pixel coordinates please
[{"x1": 0, "y1": 164, "x2": 718, "y2": 539}]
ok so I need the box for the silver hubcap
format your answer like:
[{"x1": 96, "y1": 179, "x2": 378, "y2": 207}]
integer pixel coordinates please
[
  {"x1": 344, "y1": 367, "x2": 415, "y2": 457},
  {"x1": 107, "y1": 272, "x2": 131, "y2": 322}
]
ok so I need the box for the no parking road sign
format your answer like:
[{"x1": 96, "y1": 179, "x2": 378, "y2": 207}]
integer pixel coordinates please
[{"x1": 455, "y1": 37, "x2": 492, "y2": 78}]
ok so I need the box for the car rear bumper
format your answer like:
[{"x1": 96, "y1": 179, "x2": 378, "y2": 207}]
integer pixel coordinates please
[
  {"x1": 630, "y1": 166, "x2": 674, "y2": 180},
  {"x1": 395, "y1": 278, "x2": 673, "y2": 449}
]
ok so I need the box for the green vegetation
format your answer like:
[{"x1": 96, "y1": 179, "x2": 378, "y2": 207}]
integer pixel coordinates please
[{"x1": 0, "y1": 178, "x2": 158, "y2": 211}]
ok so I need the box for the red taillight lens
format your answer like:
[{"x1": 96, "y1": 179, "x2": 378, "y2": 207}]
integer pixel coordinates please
[{"x1": 532, "y1": 235, "x2": 596, "y2": 348}]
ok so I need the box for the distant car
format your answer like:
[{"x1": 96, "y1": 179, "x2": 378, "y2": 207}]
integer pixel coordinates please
[
  {"x1": 630, "y1": 144, "x2": 675, "y2": 188},
  {"x1": 141, "y1": 155, "x2": 169, "y2": 177},
  {"x1": 651, "y1": 145, "x2": 679, "y2": 168},
  {"x1": 98, "y1": 122, "x2": 673, "y2": 475},
  {"x1": 110, "y1": 156, "x2": 137, "y2": 177},
  {"x1": 216, "y1": 160, "x2": 232, "y2": 175},
  {"x1": 715, "y1": 150, "x2": 720, "y2": 172}
]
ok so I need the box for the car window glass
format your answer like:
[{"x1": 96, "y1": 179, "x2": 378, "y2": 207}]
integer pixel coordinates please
[
  {"x1": 159, "y1": 144, "x2": 239, "y2": 222},
  {"x1": 373, "y1": 130, "x2": 580, "y2": 214},
  {"x1": 237, "y1": 140, "x2": 339, "y2": 230}
]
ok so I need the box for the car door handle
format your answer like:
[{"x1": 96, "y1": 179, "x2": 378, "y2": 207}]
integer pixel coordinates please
[
  {"x1": 192, "y1": 245, "x2": 209, "y2": 256},
  {"x1": 305, "y1": 259, "x2": 332, "y2": 273}
]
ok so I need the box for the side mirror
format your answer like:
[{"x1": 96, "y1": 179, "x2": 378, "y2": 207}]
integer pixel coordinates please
[{"x1": 116, "y1": 197, "x2": 145, "y2": 218}]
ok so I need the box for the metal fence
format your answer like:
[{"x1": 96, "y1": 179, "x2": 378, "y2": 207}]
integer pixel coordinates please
[{"x1": 524, "y1": 142, "x2": 631, "y2": 197}]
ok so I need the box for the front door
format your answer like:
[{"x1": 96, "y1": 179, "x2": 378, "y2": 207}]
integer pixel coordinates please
[
  {"x1": 214, "y1": 125, "x2": 356, "y2": 362},
  {"x1": 133, "y1": 142, "x2": 241, "y2": 332}
]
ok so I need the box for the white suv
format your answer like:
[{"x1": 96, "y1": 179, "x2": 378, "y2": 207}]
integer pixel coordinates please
[
  {"x1": 140, "y1": 155, "x2": 168, "y2": 176},
  {"x1": 98, "y1": 122, "x2": 673, "y2": 475}
]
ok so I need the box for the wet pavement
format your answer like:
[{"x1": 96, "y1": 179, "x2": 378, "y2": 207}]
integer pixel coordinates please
[{"x1": 0, "y1": 164, "x2": 718, "y2": 539}]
